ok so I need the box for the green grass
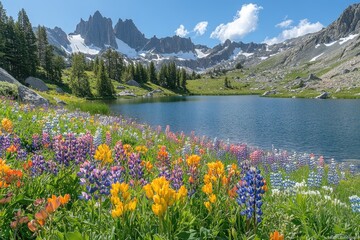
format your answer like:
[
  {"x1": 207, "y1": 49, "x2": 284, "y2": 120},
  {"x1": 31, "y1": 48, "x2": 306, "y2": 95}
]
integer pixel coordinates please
[{"x1": 186, "y1": 77, "x2": 263, "y2": 95}]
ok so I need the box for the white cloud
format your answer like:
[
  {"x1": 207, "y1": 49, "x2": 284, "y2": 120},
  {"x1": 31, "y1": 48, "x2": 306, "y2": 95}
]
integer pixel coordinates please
[
  {"x1": 276, "y1": 19, "x2": 293, "y2": 28},
  {"x1": 175, "y1": 24, "x2": 189, "y2": 37},
  {"x1": 210, "y1": 3, "x2": 262, "y2": 43},
  {"x1": 193, "y1": 21, "x2": 208, "y2": 36},
  {"x1": 264, "y1": 19, "x2": 324, "y2": 45}
]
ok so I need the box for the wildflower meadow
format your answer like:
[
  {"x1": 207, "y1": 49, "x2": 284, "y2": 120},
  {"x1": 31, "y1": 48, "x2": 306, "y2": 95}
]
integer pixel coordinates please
[{"x1": 0, "y1": 98, "x2": 359, "y2": 239}]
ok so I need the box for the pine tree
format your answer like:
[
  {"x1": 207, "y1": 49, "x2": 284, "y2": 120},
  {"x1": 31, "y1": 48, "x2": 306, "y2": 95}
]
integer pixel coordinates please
[
  {"x1": 103, "y1": 49, "x2": 124, "y2": 82},
  {"x1": 96, "y1": 60, "x2": 114, "y2": 97},
  {"x1": 93, "y1": 56, "x2": 100, "y2": 75},
  {"x1": 0, "y1": 2, "x2": 7, "y2": 65},
  {"x1": 158, "y1": 64, "x2": 168, "y2": 87},
  {"x1": 52, "y1": 55, "x2": 65, "y2": 82},
  {"x1": 44, "y1": 45, "x2": 54, "y2": 79},
  {"x1": 2, "y1": 17, "x2": 16, "y2": 75},
  {"x1": 168, "y1": 62, "x2": 177, "y2": 89},
  {"x1": 148, "y1": 61, "x2": 157, "y2": 84},
  {"x1": 70, "y1": 53, "x2": 92, "y2": 98},
  {"x1": 36, "y1": 26, "x2": 48, "y2": 68},
  {"x1": 16, "y1": 9, "x2": 38, "y2": 79},
  {"x1": 180, "y1": 68, "x2": 187, "y2": 90}
]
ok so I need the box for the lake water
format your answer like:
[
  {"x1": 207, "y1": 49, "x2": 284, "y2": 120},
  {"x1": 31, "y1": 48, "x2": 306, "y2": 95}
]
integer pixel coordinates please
[{"x1": 107, "y1": 96, "x2": 360, "y2": 162}]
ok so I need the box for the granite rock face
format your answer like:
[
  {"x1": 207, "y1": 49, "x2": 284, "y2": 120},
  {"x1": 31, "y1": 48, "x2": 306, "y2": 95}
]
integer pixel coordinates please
[
  {"x1": 114, "y1": 19, "x2": 148, "y2": 51},
  {"x1": 74, "y1": 11, "x2": 117, "y2": 49},
  {"x1": 25, "y1": 77, "x2": 49, "y2": 92},
  {"x1": 0, "y1": 68, "x2": 48, "y2": 106}
]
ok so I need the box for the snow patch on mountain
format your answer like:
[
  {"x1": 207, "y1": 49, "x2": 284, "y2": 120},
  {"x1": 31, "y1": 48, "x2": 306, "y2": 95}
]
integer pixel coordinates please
[
  {"x1": 195, "y1": 49, "x2": 210, "y2": 58},
  {"x1": 115, "y1": 38, "x2": 138, "y2": 58},
  {"x1": 310, "y1": 53, "x2": 324, "y2": 62},
  {"x1": 324, "y1": 41, "x2": 337, "y2": 47},
  {"x1": 339, "y1": 34, "x2": 359, "y2": 45},
  {"x1": 231, "y1": 48, "x2": 254, "y2": 59},
  {"x1": 161, "y1": 51, "x2": 197, "y2": 61},
  {"x1": 66, "y1": 34, "x2": 100, "y2": 55}
]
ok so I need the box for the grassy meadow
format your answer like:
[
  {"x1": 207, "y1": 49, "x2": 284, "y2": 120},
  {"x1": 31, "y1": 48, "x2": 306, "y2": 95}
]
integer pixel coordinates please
[{"x1": 0, "y1": 98, "x2": 359, "y2": 239}]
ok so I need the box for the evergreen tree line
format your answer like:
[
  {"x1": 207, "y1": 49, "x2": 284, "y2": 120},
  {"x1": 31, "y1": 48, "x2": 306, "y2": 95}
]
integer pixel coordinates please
[
  {"x1": 91, "y1": 49, "x2": 201, "y2": 91},
  {"x1": 0, "y1": 2, "x2": 65, "y2": 82}
]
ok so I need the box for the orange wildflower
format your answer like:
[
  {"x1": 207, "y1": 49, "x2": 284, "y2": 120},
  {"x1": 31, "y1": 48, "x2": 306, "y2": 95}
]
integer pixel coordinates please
[
  {"x1": 23, "y1": 160, "x2": 33, "y2": 171},
  {"x1": 270, "y1": 231, "x2": 284, "y2": 240},
  {"x1": 6, "y1": 145, "x2": 17, "y2": 153},
  {"x1": 59, "y1": 194, "x2": 71, "y2": 205},
  {"x1": 46, "y1": 195, "x2": 61, "y2": 213}
]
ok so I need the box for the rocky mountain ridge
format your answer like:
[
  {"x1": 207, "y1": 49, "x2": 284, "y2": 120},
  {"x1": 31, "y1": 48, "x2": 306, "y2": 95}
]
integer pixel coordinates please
[{"x1": 43, "y1": 4, "x2": 360, "y2": 73}]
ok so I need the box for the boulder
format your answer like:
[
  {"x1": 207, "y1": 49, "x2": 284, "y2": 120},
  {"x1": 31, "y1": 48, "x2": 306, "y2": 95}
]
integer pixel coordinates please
[
  {"x1": 54, "y1": 97, "x2": 66, "y2": 105},
  {"x1": 18, "y1": 86, "x2": 49, "y2": 105},
  {"x1": 262, "y1": 90, "x2": 277, "y2": 96},
  {"x1": 25, "y1": 77, "x2": 49, "y2": 92},
  {"x1": 117, "y1": 90, "x2": 136, "y2": 97},
  {"x1": 0, "y1": 68, "x2": 48, "y2": 106},
  {"x1": 342, "y1": 69, "x2": 350, "y2": 74},
  {"x1": 56, "y1": 87, "x2": 64, "y2": 94},
  {"x1": 126, "y1": 79, "x2": 140, "y2": 87},
  {"x1": 315, "y1": 92, "x2": 329, "y2": 99},
  {"x1": 307, "y1": 73, "x2": 321, "y2": 81}
]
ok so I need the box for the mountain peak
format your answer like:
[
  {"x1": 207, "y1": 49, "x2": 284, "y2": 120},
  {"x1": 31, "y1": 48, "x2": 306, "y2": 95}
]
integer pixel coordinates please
[
  {"x1": 74, "y1": 11, "x2": 117, "y2": 49},
  {"x1": 316, "y1": 3, "x2": 360, "y2": 43},
  {"x1": 114, "y1": 18, "x2": 148, "y2": 50}
]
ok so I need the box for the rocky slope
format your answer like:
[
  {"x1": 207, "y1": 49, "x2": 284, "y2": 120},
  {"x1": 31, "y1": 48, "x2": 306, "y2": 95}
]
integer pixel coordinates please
[{"x1": 0, "y1": 68, "x2": 48, "y2": 105}]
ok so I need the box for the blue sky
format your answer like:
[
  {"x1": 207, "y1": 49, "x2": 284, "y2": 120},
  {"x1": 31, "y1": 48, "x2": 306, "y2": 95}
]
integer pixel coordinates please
[{"x1": 1, "y1": 0, "x2": 358, "y2": 47}]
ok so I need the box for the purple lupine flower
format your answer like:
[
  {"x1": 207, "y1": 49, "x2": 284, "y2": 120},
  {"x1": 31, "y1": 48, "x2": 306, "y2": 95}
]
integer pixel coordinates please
[
  {"x1": 113, "y1": 140, "x2": 127, "y2": 166},
  {"x1": 328, "y1": 160, "x2": 339, "y2": 185},
  {"x1": 105, "y1": 131, "x2": 112, "y2": 146},
  {"x1": 270, "y1": 172, "x2": 283, "y2": 190},
  {"x1": 128, "y1": 153, "x2": 146, "y2": 186},
  {"x1": 17, "y1": 148, "x2": 28, "y2": 161},
  {"x1": 32, "y1": 134, "x2": 40, "y2": 150},
  {"x1": 31, "y1": 154, "x2": 47, "y2": 176},
  {"x1": 308, "y1": 171, "x2": 321, "y2": 188},
  {"x1": 77, "y1": 161, "x2": 114, "y2": 200},
  {"x1": 75, "y1": 132, "x2": 94, "y2": 164},
  {"x1": 93, "y1": 128, "x2": 102, "y2": 148},
  {"x1": 53, "y1": 133, "x2": 77, "y2": 166},
  {"x1": 42, "y1": 132, "x2": 51, "y2": 148},
  {"x1": 170, "y1": 163, "x2": 183, "y2": 190},
  {"x1": 13, "y1": 134, "x2": 21, "y2": 149},
  {"x1": 0, "y1": 134, "x2": 11, "y2": 157},
  {"x1": 109, "y1": 166, "x2": 124, "y2": 184},
  {"x1": 236, "y1": 167, "x2": 265, "y2": 224},
  {"x1": 46, "y1": 160, "x2": 59, "y2": 175}
]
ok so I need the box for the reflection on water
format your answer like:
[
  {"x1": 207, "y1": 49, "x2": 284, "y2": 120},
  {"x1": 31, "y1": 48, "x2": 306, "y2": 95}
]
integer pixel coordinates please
[{"x1": 107, "y1": 95, "x2": 360, "y2": 162}]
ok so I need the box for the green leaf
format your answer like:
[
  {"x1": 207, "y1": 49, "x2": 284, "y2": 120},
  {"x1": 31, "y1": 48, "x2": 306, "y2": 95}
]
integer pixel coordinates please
[
  {"x1": 65, "y1": 232, "x2": 85, "y2": 240},
  {"x1": 333, "y1": 224, "x2": 344, "y2": 234}
]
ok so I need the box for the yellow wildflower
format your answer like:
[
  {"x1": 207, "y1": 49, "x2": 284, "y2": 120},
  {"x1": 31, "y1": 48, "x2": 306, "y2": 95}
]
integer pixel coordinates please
[
  {"x1": 135, "y1": 145, "x2": 148, "y2": 155},
  {"x1": 186, "y1": 155, "x2": 201, "y2": 166},
  {"x1": 110, "y1": 182, "x2": 136, "y2": 218},
  {"x1": 1, "y1": 118, "x2": 13, "y2": 133},
  {"x1": 144, "y1": 177, "x2": 184, "y2": 217},
  {"x1": 123, "y1": 144, "x2": 133, "y2": 156},
  {"x1": 209, "y1": 194, "x2": 216, "y2": 203},
  {"x1": 202, "y1": 182, "x2": 213, "y2": 195},
  {"x1": 94, "y1": 144, "x2": 113, "y2": 165},
  {"x1": 204, "y1": 201, "x2": 211, "y2": 211}
]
